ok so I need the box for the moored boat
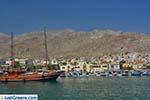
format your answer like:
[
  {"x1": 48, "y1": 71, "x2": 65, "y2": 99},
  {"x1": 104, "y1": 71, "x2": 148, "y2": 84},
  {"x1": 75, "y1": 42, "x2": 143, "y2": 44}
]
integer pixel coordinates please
[
  {"x1": 95, "y1": 71, "x2": 101, "y2": 77},
  {"x1": 84, "y1": 72, "x2": 90, "y2": 78},
  {"x1": 0, "y1": 70, "x2": 64, "y2": 82},
  {"x1": 106, "y1": 71, "x2": 113, "y2": 77},
  {"x1": 60, "y1": 72, "x2": 66, "y2": 78},
  {"x1": 142, "y1": 70, "x2": 150, "y2": 76},
  {"x1": 72, "y1": 72, "x2": 78, "y2": 78},
  {"x1": 0, "y1": 29, "x2": 64, "y2": 82},
  {"x1": 78, "y1": 72, "x2": 83, "y2": 78},
  {"x1": 67, "y1": 72, "x2": 72, "y2": 77},
  {"x1": 131, "y1": 70, "x2": 142, "y2": 76},
  {"x1": 122, "y1": 70, "x2": 129, "y2": 76},
  {"x1": 116, "y1": 71, "x2": 122, "y2": 76},
  {"x1": 100, "y1": 71, "x2": 107, "y2": 76}
]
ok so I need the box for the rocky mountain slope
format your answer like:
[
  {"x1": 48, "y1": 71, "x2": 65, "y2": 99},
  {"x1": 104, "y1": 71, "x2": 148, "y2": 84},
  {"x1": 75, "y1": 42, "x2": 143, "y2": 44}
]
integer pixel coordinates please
[{"x1": 0, "y1": 30, "x2": 149, "y2": 59}]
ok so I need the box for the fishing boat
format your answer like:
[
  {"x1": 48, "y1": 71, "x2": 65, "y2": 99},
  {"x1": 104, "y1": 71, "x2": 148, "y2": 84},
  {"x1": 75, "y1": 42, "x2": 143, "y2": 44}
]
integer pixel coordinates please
[
  {"x1": 100, "y1": 71, "x2": 107, "y2": 76},
  {"x1": 0, "y1": 28, "x2": 64, "y2": 82},
  {"x1": 107, "y1": 71, "x2": 113, "y2": 77},
  {"x1": 116, "y1": 71, "x2": 122, "y2": 76},
  {"x1": 59, "y1": 72, "x2": 66, "y2": 78},
  {"x1": 122, "y1": 70, "x2": 129, "y2": 76},
  {"x1": 95, "y1": 71, "x2": 101, "y2": 77},
  {"x1": 142, "y1": 70, "x2": 150, "y2": 76},
  {"x1": 83, "y1": 72, "x2": 90, "y2": 78},
  {"x1": 67, "y1": 72, "x2": 72, "y2": 77},
  {"x1": 131, "y1": 70, "x2": 142, "y2": 76},
  {"x1": 78, "y1": 71, "x2": 83, "y2": 78},
  {"x1": 72, "y1": 72, "x2": 78, "y2": 78}
]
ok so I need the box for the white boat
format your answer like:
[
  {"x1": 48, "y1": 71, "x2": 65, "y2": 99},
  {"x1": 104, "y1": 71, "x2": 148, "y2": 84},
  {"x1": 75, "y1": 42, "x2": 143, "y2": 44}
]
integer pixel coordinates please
[
  {"x1": 107, "y1": 71, "x2": 113, "y2": 77},
  {"x1": 95, "y1": 71, "x2": 101, "y2": 77},
  {"x1": 100, "y1": 72, "x2": 107, "y2": 76},
  {"x1": 84, "y1": 72, "x2": 90, "y2": 78},
  {"x1": 72, "y1": 72, "x2": 78, "y2": 78},
  {"x1": 142, "y1": 70, "x2": 150, "y2": 76},
  {"x1": 122, "y1": 70, "x2": 129, "y2": 76},
  {"x1": 67, "y1": 72, "x2": 72, "y2": 77},
  {"x1": 78, "y1": 72, "x2": 83, "y2": 78},
  {"x1": 116, "y1": 71, "x2": 122, "y2": 76}
]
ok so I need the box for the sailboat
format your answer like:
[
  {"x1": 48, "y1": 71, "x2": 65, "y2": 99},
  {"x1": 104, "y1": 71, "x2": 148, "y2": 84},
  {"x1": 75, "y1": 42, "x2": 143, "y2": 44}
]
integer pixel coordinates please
[{"x1": 0, "y1": 29, "x2": 64, "y2": 82}]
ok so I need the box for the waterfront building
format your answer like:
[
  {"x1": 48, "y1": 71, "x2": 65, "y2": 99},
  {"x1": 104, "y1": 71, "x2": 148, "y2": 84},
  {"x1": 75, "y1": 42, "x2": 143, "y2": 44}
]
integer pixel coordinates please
[
  {"x1": 75, "y1": 61, "x2": 91, "y2": 72},
  {"x1": 33, "y1": 59, "x2": 42, "y2": 66},
  {"x1": 59, "y1": 59, "x2": 91, "y2": 73},
  {"x1": 0, "y1": 59, "x2": 7, "y2": 66},
  {"x1": 91, "y1": 65, "x2": 101, "y2": 73},
  {"x1": 59, "y1": 61, "x2": 69, "y2": 72},
  {"x1": 14, "y1": 58, "x2": 27, "y2": 66},
  {"x1": 0, "y1": 59, "x2": 10, "y2": 69},
  {"x1": 109, "y1": 62, "x2": 120, "y2": 71},
  {"x1": 26, "y1": 59, "x2": 34, "y2": 66},
  {"x1": 51, "y1": 59, "x2": 58, "y2": 65},
  {"x1": 122, "y1": 62, "x2": 133, "y2": 69},
  {"x1": 132, "y1": 61, "x2": 144, "y2": 69},
  {"x1": 91, "y1": 61, "x2": 108, "y2": 73},
  {"x1": 59, "y1": 60, "x2": 75, "y2": 72}
]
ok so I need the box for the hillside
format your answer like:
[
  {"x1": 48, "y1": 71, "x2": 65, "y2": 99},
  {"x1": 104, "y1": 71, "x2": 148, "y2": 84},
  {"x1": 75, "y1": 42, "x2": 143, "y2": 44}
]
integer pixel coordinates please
[
  {"x1": 0, "y1": 33, "x2": 10, "y2": 58},
  {"x1": 0, "y1": 30, "x2": 150, "y2": 59}
]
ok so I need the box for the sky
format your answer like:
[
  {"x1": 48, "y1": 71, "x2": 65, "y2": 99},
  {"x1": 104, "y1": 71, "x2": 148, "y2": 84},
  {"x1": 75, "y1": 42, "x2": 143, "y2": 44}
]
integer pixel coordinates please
[{"x1": 0, "y1": 0, "x2": 150, "y2": 34}]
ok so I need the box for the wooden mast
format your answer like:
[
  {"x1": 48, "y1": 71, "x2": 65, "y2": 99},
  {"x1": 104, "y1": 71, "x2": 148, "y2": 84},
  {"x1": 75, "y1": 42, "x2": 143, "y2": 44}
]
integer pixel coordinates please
[
  {"x1": 10, "y1": 32, "x2": 14, "y2": 70},
  {"x1": 44, "y1": 26, "x2": 48, "y2": 68},
  {"x1": 11, "y1": 32, "x2": 14, "y2": 59}
]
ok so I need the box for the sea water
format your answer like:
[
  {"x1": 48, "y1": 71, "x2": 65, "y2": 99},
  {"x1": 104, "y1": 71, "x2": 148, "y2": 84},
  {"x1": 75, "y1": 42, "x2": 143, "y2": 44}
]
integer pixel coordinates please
[{"x1": 0, "y1": 76, "x2": 150, "y2": 100}]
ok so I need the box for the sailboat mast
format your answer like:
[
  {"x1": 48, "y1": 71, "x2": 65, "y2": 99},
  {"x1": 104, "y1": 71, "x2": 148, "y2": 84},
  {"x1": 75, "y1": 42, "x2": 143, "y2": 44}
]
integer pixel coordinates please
[
  {"x1": 10, "y1": 32, "x2": 14, "y2": 69},
  {"x1": 44, "y1": 27, "x2": 48, "y2": 68},
  {"x1": 11, "y1": 32, "x2": 14, "y2": 60}
]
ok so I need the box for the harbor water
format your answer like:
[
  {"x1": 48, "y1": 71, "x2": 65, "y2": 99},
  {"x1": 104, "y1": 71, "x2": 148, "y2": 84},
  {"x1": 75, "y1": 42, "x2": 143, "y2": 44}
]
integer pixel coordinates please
[{"x1": 0, "y1": 76, "x2": 150, "y2": 100}]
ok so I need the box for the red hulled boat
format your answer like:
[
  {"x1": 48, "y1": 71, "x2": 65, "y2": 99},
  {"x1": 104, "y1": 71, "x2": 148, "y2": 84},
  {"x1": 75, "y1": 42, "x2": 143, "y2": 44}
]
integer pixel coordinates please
[
  {"x1": 0, "y1": 28, "x2": 64, "y2": 82},
  {"x1": 0, "y1": 70, "x2": 64, "y2": 82}
]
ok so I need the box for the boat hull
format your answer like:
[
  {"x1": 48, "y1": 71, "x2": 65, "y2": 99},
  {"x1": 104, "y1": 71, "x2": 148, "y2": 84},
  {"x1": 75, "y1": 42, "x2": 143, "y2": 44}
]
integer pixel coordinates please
[{"x1": 0, "y1": 71, "x2": 64, "y2": 82}]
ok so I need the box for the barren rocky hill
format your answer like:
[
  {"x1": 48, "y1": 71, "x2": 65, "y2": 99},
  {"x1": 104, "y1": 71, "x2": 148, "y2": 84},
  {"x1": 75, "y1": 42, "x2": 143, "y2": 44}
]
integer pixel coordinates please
[{"x1": 0, "y1": 30, "x2": 150, "y2": 59}]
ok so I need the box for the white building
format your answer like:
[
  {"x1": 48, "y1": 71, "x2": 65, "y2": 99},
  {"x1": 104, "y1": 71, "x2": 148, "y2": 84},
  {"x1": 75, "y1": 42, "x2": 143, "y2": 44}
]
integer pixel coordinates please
[{"x1": 59, "y1": 60, "x2": 91, "y2": 73}]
